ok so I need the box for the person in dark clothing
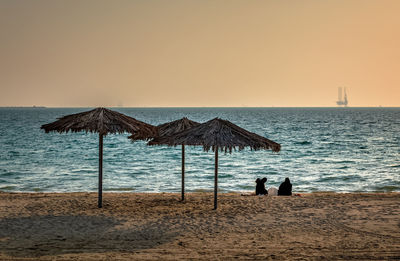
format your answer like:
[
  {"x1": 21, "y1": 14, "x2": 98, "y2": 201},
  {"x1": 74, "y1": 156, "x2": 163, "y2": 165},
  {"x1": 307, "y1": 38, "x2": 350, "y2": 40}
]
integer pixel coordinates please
[
  {"x1": 255, "y1": 177, "x2": 268, "y2": 195},
  {"x1": 278, "y1": 177, "x2": 292, "y2": 196}
]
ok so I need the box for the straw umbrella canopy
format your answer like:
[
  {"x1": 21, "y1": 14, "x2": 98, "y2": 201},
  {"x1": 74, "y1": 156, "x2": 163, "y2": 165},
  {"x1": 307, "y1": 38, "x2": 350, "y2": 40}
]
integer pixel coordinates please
[
  {"x1": 149, "y1": 117, "x2": 281, "y2": 210},
  {"x1": 129, "y1": 117, "x2": 200, "y2": 201},
  {"x1": 41, "y1": 107, "x2": 157, "y2": 208}
]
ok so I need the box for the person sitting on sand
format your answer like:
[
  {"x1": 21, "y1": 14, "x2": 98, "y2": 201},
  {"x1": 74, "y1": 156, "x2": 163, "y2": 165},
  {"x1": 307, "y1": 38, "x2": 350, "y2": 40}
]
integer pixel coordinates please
[
  {"x1": 255, "y1": 177, "x2": 268, "y2": 195},
  {"x1": 278, "y1": 177, "x2": 292, "y2": 196}
]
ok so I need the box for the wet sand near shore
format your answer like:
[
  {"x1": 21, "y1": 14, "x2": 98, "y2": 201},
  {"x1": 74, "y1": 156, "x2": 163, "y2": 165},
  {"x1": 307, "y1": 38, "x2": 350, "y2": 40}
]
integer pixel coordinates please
[{"x1": 0, "y1": 192, "x2": 399, "y2": 260}]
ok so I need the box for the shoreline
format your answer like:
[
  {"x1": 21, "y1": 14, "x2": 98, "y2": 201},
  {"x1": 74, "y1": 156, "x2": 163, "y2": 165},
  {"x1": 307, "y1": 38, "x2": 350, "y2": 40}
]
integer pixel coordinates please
[
  {"x1": 1, "y1": 192, "x2": 399, "y2": 260},
  {"x1": 2, "y1": 190, "x2": 399, "y2": 194}
]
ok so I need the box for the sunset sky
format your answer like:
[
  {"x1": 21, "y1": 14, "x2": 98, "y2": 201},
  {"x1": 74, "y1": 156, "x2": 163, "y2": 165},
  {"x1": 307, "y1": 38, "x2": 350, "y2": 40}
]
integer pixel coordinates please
[{"x1": 1, "y1": 0, "x2": 399, "y2": 107}]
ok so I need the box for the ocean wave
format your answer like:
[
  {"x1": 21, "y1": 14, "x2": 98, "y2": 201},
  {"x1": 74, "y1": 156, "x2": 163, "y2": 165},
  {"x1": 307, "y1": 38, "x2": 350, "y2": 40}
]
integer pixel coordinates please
[
  {"x1": 222, "y1": 172, "x2": 238, "y2": 177},
  {"x1": 71, "y1": 169, "x2": 97, "y2": 174},
  {"x1": 237, "y1": 184, "x2": 254, "y2": 190},
  {"x1": 295, "y1": 141, "x2": 312, "y2": 145},
  {"x1": 192, "y1": 188, "x2": 212, "y2": 193},
  {"x1": 317, "y1": 175, "x2": 364, "y2": 183},
  {"x1": 341, "y1": 175, "x2": 365, "y2": 181},
  {"x1": 103, "y1": 187, "x2": 135, "y2": 191},
  {"x1": 0, "y1": 172, "x2": 18, "y2": 177},
  {"x1": 0, "y1": 185, "x2": 16, "y2": 191},
  {"x1": 373, "y1": 185, "x2": 400, "y2": 192},
  {"x1": 318, "y1": 176, "x2": 340, "y2": 182},
  {"x1": 330, "y1": 160, "x2": 355, "y2": 164}
]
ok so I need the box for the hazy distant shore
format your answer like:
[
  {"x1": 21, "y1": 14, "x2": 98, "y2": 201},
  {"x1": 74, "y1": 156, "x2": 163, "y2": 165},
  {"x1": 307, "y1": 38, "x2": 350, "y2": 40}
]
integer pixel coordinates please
[
  {"x1": 0, "y1": 192, "x2": 399, "y2": 260},
  {"x1": 0, "y1": 106, "x2": 47, "y2": 108}
]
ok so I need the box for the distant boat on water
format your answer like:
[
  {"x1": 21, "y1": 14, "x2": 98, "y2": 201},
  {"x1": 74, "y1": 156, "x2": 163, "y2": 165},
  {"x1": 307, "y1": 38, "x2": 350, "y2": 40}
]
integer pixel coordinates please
[{"x1": 336, "y1": 87, "x2": 348, "y2": 107}]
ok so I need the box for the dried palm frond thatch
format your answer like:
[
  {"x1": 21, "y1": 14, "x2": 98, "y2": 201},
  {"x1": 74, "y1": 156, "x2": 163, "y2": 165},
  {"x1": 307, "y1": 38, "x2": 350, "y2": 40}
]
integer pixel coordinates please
[
  {"x1": 148, "y1": 117, "x2": 281, "y2": 210},
  {"x1": 41, "y1": 107, "x2": 157, "y2": 138},
  {"x1": 156, "y1": 117, "x2": 201, "y2": 137},
  {"x1": 41, "y1": 107, "x2": 157, "y2": 208},
  {"x1": 128, "y1": 117, "x2": 199, "y2": 140},
  {"x1": 149, "y1": 117, "x2": 281, "y2": 153}
]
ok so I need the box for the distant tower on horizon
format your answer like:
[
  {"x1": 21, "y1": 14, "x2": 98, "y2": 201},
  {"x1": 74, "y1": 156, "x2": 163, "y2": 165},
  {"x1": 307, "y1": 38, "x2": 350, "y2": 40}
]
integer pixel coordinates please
[{"x1": 336, "y1": 87, "x2": 348, "y2": 107}]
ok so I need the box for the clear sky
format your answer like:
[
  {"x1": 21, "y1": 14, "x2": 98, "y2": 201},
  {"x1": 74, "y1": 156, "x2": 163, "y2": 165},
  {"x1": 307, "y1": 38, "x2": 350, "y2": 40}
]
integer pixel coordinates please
[{"x1": 1, "y1": 0, "x2": 399, "y2": 107}]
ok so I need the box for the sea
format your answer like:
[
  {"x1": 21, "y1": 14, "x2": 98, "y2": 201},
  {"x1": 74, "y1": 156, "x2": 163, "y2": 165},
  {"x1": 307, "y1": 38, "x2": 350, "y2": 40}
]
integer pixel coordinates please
[{"x1": 0, "y1": 107, "x2": 399, "y2": 193}]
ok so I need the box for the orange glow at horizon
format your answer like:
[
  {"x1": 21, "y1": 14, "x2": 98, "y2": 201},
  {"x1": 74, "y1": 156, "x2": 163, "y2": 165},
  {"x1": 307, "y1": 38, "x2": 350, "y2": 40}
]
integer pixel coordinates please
[{"x1": 1, "y1": 0, "x2": 399, "y2": 107}]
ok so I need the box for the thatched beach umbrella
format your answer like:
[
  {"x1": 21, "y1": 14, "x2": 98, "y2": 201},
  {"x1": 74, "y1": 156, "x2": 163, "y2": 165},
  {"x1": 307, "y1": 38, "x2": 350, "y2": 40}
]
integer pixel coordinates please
[
  {"x1": 129, "y1": 117, "x2": 200, "y2": 201},
  {"x1": 149, "y1": 118, "x2": 281, "y2": 209},
  {"x1": 41, "y1": 107, "x2": 157, "y2": 208}
]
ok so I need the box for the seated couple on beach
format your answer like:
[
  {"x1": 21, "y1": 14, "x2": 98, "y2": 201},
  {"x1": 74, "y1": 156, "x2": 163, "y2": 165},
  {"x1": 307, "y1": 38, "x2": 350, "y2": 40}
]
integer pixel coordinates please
[{"x1": 255, "y1": 177, "x2": 292, "y2": 196}]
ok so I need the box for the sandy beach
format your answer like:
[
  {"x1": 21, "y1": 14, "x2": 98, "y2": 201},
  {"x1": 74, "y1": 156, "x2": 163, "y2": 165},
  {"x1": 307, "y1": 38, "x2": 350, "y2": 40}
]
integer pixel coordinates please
[{"x1": 0, "y1": 192, "x2": 399, "y2": 260}]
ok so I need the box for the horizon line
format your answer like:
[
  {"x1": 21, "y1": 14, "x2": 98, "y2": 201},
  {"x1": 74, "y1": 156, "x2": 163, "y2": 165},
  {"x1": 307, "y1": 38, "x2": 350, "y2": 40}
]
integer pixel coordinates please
[{"x1": 1, "y1": 106, "x2": 398, "y2": 108}]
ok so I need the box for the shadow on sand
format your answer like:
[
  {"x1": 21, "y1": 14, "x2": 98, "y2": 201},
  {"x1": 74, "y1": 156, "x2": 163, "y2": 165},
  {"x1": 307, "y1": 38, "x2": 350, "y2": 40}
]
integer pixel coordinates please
[{"x1": 0, "y1": 215, "x2": 179, "y2": 258}]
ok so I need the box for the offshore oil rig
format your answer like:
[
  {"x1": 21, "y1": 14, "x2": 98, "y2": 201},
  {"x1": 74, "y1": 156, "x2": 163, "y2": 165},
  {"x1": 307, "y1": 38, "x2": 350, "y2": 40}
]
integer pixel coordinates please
[{"x1": 336, "y1": 87, "x2": 348, "y2": 106}]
